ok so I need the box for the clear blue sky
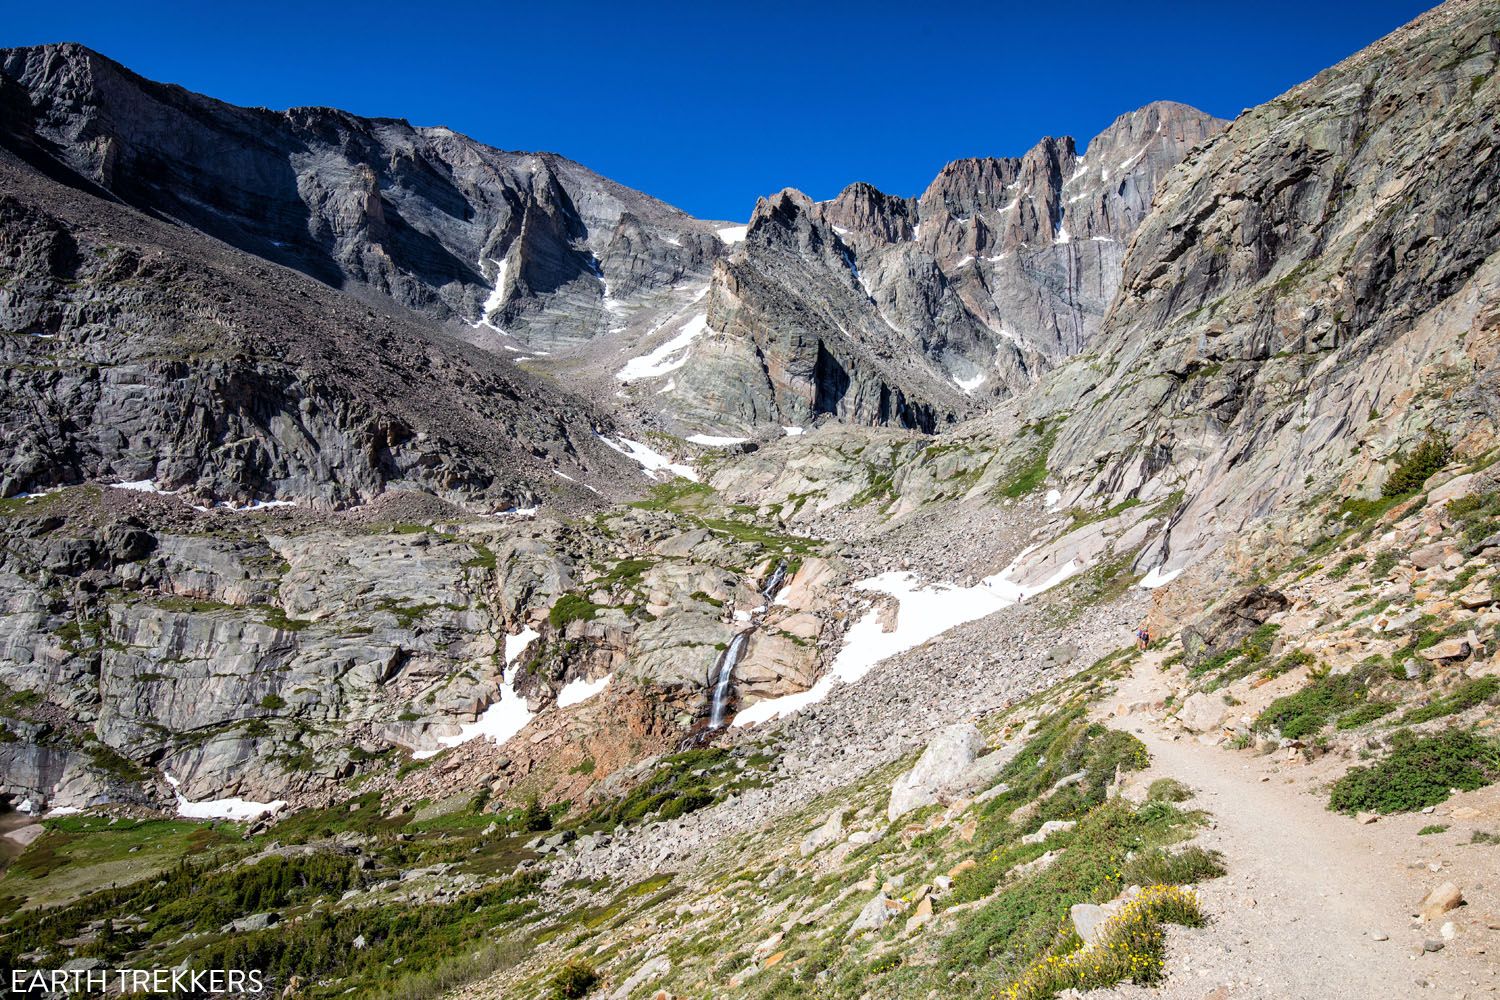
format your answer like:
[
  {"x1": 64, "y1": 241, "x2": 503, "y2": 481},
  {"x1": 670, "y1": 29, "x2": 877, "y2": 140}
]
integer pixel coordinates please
[{"x1": 7, "y1": 0, "x2": 1437, "y2": 221}]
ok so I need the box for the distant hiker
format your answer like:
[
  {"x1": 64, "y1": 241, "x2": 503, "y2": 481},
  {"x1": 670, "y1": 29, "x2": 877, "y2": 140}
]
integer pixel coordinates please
[{"x1": 1136, "y1": 625, "x2": 1150, "y2": 650}]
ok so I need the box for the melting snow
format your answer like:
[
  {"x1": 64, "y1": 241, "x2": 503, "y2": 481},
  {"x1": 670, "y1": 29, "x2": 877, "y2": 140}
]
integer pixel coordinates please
[
  {"x1": 479, "y1": 257, "x2": 511, "y2": 332},
  {"x1": 1116, "y1": 146, "x2": 1148, "y2": 174},
  {"x1": 955, "y1": 372, "x2": 986, "y2": 393},
  {"x1": 558, "y1": 672, "x2": 612, "y2": 707},
  {"x1": 616, "y1": 314, "x2": 710, "y2": 381},
  {"x1": 783, "y1": 426, "x2": 805, "y2": 437},
  {"x1": 1044, "y1": 488, "x2": 1063, "y2": 511},
  {"x1": 164, "y1": 773, "x2": 286, "y2": 821},
  {"x1": 412, "y1": 627, "x2": 540, "y2": 759},
  {"x1": 954, "y1": 255, "x2": 974, "y2": 267},
  {"x1": 598, "y1": 435, "x2": 700, "y2": 482},
  {"x1": 687, "y1": 434, "x2": 750, "y2": 447},
  {"x1": 716, "y1": 225, "x2": 748, "y2": 244},
  {"x1": 111, "y1": 479, "x2": 169, "y2": 493},
  {"x1": 734, "y1": 553, "x2": 1084, "y2": 727},
  {"x1": 1139, "y1": 565, "x2": 1184, "y2": 589}
]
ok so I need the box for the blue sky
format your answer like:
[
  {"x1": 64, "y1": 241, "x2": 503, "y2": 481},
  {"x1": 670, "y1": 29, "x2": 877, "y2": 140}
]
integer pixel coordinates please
[{"x1": 8, "y1": 0, "x2": 1436, "y2": 220}]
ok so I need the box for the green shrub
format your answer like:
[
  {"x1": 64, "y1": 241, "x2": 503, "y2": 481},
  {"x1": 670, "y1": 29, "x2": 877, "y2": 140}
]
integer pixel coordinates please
[
  {"x1": 549, "y1": 594, "x2": 603, "y2": 628},
  {"x1": 1121, "y1": 846, "x2": 1225, "y2": 886},
  {"x1": 1146, "y1": 778, "x2": 1193, "y2": 803},
  {"x1": 1381, "y1": 434, "x2": 1450, "y2": 498},
  {"x1": 1418, "y1": 824, "x2": 1449, "y2": 836},
  {"x1": 1329, "y1": 729, "x2": 1500, "y2": 814},
  {"x1": 1254, "y1": 672, "x2": 1368, "y2": 739},
  {"x1": 549, "y1": 959, "x2": 599, "y2": 999},
  {"x1": 1399, "y1": 677, "x2": 1500, "y2": 725},
  {"x1": 1336, "y1": 700, "x2": 1397, "y2": 729},
  {"x1": 1327, "y1": 554, "x2": 1366, "y2": 580},
  {"x1": 1370, "y1": 550, "x2": 1402, "y2": 579},
  {"x1": 522, "y1": 797, "x2": 552, "y2": 833},
  {"x1": 997, "y1": 885, "x2": 1205, "y2": 999}
]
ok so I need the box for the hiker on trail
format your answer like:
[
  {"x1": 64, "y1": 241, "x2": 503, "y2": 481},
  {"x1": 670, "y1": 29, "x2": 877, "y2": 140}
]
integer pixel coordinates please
[{"x1": 1136, "y1": 624, "x2": 1151, "y2": 650}]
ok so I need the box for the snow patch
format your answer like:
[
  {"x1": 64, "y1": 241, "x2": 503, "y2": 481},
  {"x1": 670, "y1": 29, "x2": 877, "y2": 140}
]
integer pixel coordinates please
[
  {"x1": 164, "y1": 773, "x2": 285, "y2": 822},
  {"x1": 111, "y1": 479, "x2": 169, "y2": 494},
  {"x1": 598, "y1": 435, "x2": 699, "y2": 482},
  {"x1": 716, "y1": 225, "x2": 748, "y2": 244},
  {"x1": 687, "y1": 434, "x2": 750, "y2": 447},
  {"x1": 1044, "y1": 488, "x2": 1063, "y2": 511},
  {"x1": 616, "y1": 314, "x2": 710, "y2": 381},
  {"x1": 412, "y1": 628, "x2": 540, "y2": 759},
  {"x1": 734, "y1": 553, "x2": 1085, "y2": 727},
  {"x1": 1138, "y1": 565, "x2": 1184, "y2": 589},
  {"x1": 955, "y1": 372, "x2": 986, "y2": 393},
  {"x1": 783, "y1": 426, "x2": 805, "y2": 437},
  {"x1": 558, "y1": 673, "x2": 611, "y2": 708}
]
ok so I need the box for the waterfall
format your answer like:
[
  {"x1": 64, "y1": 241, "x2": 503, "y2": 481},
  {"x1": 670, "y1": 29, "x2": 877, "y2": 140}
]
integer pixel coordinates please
[
  {"x1": 707, "y1": 631, "x2": 749, "y2": 729},
  {"x1": 705, "y1": 562, "x2": 790, "y2": 730}
]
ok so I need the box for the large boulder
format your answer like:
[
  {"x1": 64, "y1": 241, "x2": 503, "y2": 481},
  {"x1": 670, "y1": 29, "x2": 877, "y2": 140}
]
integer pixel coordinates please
[
  {"x1": 1181, "y1": 586, "x2": 1289, "y2": 667},
  {"x1": 888, "y1": 723, "x2": 1007, "y2": 820}
]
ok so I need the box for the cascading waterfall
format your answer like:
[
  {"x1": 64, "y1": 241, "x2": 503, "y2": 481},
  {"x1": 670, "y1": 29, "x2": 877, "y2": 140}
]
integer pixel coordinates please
[
  {"x1": 707, "y1": 631, "x2": 748, "y2": 729},
  {"x1": 705, "y1": 562, "x2": 789, "y2": 730}
]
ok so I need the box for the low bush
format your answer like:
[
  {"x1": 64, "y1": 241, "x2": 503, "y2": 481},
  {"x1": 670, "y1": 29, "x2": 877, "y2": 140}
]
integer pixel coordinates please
[
  {"x1": 1328, "y1": 729, "x2": 1500, "y2": 814},
  {"x1": 1381, "y1": 434, "x2": 1450, "y2": 498},
  {"x1": 1254, "y1": 672, "x2": 1368, "y2": 739},
  {"x1": 1336, "y1": 700, "x2": 1397, "y2": 729},
  {"x1": 549, "y1": 959, "x2": 599, "y2": 999},
  {"x1": 1399, "y1": 677, "x2": 1499, "y2": 725}
]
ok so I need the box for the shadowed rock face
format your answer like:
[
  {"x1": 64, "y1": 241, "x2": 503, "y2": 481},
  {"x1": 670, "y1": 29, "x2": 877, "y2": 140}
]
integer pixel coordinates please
[
  {"x1": 654, "y1": 102, "x2": 1226, "y2": 433},
  {"x1": 0, "y1": 42, "x2": 725, "y2": 347},
  {"x1": 0, "y1": 145, "x2": 637, "y2": 505}
]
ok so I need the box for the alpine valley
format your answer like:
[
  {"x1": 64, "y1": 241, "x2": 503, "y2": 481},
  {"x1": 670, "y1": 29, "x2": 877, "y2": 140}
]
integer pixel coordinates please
[{"x1": 2, "y1": 4, "x2": 1500, "y2": 999}]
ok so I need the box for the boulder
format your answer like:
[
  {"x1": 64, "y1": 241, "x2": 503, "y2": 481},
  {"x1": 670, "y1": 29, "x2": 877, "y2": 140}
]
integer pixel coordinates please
[
  {"x1": 1430, "y1": 473, "x2": 1478, "y2": 507},
  {"x1": 888, "y1": 724, "x2": 981, "y2": 821},
  {"x1": 1419, "y1": 881, "x2": 1463, "y2": 921},
  {"x1": 847, "y1": 893, "x2": 898, "y2": 936},
  {"x1": 1175, "y1": 691, "x2": 1232, "y2": 733},
  {"x1": 1181, "y1": 586, "x2": 1288, "y2": 667},
  {"x1": 612, "y1": 956, "x2": 671, "y2": 1000},
  {"x1": 1070, "y1": 903, "x2": 1115, "y2": 946},
  {"x1": 1021, "y1": 819, "x2": 1077, "y2": 846},
  {"x1": 1418, "y1": 636, "x2": 1475, "y2": 662},
  {"x1": 1411, "y1": 543, "x2": 1453, "y2": 570},
  {"x1": 799, "y1": 811, "x2": 845, "y2": 856}
]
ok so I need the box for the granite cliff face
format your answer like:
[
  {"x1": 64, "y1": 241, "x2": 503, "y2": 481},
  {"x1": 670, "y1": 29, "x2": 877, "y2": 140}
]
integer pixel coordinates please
[
  {"x1": 0, "y1": 43, "x2": 727, "y2": 348},
  {"x1": 713, "y1": 0, "x2": 1500, "y2": 602},
  {"x1": 645, "y1": 102, "x2": 1225, "y2": 434},
  {"x1": 0, "y1": 146, "x2": 642, "y2": 507}
]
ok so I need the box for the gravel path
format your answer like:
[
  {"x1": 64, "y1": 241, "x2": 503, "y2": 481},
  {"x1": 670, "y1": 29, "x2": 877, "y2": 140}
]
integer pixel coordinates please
[{"x1": 1093, "y1": 655, "x2": 1500, "y2": 1000}]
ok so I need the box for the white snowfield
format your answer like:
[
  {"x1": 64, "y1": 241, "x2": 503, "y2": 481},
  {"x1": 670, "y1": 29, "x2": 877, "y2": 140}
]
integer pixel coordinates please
[
  {"x1": 716, "y1": 224, "x2": 748, "y2": 244},
  {"x1": 955, "y1": 372, "x2": 986, "y2": 393},
  {"x1": 686, "y1": 434, "x2": 750, "y2": 447},
  {"x1": 557, "y1": 672, "x2": 612, "y2": 707},
  {"x1": 598, "y1": 435, "x2": 699, "y2": 482},
  {"x1": 413, "y1": 627, "x2": 541, "y2": 760},
  {"x1": 164, "y1": 773, "x2": 286, "y2": 821},
  {"x1": 733, "y1": 552, "x2": 1084, "y2": 727},
  {"x1": 616, "y1": 314, "x2": 710, "y2": 382},
  {"x1": 1138, "y1": 564, "x2": 1184, "y2": 589},
  {"x1": 478, "y1": 256, "x2": 511, "y2": 332}
]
